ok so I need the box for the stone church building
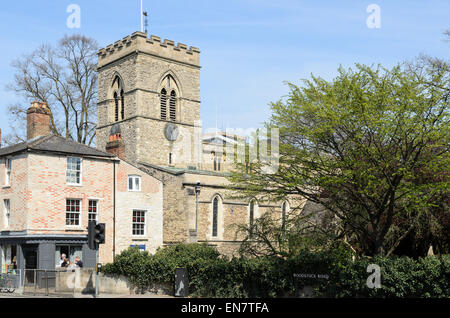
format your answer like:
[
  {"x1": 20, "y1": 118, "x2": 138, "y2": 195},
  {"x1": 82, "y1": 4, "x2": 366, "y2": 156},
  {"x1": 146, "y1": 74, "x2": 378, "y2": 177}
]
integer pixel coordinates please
[
  {"x1": 0, "y1": 31, "x2": 304, "y2": 274},
  {"x1": 95, "y1": 31, "x2": 304, "y2": 255}
]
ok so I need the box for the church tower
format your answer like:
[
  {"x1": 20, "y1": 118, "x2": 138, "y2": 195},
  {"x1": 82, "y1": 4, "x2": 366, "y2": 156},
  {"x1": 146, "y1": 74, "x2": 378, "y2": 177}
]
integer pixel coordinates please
[{"x1": 96, "y1": 31, "x2": 201, "y2": 168}]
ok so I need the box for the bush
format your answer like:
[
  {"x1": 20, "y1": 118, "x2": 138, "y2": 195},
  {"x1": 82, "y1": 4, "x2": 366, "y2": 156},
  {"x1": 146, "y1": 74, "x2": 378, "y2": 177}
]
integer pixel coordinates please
[
  {"x1": 103, "y1": 243, "x2": 222, "y2": 292},
  {"x1": 102, "y1": 247, "x2": 153, "y2": 290},
  {"x1": 103, "y1": 244, "x2": 450, "y2": 298},
  {"x1": 321, "y1": 254, "x2": 450, "y2": 298}
]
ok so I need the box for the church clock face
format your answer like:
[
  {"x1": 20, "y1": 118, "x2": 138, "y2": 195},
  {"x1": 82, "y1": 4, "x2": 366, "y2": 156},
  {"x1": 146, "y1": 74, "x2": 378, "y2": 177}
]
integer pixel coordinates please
[{"x1": 164, "y1": 123, "x2": 179, "y2": 141}]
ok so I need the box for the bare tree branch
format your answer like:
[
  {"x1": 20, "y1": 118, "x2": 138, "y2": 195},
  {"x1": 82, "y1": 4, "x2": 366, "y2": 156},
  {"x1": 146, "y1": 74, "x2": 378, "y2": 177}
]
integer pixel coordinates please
[{"x1": 6, "y1": 34, "x2": 99, "y2": 145}]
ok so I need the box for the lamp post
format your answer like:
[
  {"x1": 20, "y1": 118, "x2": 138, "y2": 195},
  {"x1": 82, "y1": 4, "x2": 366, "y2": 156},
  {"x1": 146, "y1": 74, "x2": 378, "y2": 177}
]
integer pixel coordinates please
[{"x1": 195, "y1": 181, "x2": 201, "y2": 238}]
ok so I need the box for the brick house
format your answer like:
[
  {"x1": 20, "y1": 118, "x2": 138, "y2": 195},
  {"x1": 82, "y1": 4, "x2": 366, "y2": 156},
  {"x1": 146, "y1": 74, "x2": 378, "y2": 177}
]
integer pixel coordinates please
[{"x1": 0, "y1": 102, "x2": 163, "y2": 273}]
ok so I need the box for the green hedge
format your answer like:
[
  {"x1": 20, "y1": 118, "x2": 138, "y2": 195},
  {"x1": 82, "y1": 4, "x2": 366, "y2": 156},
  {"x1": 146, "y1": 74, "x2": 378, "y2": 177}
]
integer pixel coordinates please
[{"x1": 103, "y1": 244, "x2": 450, "y2": 298}]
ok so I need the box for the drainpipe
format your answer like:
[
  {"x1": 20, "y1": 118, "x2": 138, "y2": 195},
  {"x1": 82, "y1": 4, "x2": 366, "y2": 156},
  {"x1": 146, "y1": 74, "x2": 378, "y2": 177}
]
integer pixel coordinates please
[
  {"x1": 113, "y1": 160, "x2": 116, "y2": 261},
  {"x1": 195, "y1": 181, "x2": 201, "y2": 240}
]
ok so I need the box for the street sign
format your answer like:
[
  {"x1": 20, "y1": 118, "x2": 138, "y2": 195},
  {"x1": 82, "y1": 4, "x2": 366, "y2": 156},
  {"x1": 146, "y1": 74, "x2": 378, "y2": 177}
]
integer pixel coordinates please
[{"x1": 175, "y1": 268, "x2": 188, "y2": 297}]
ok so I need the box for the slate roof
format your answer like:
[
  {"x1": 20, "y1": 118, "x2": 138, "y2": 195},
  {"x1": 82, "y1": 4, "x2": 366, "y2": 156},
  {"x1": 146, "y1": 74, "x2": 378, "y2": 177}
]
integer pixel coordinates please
[
  {"x1": 138, "y1": 161, "x2": 230, "y2": 177},
  {"x1": 0, "y1": 134, "x2": 115, "y2": 158}
]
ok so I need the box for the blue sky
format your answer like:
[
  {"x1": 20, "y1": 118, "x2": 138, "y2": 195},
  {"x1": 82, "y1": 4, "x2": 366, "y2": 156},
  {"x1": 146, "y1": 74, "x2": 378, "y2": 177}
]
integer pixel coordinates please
[{"x1": 0, "y1": 0, "x2": 448, "y2": 137}]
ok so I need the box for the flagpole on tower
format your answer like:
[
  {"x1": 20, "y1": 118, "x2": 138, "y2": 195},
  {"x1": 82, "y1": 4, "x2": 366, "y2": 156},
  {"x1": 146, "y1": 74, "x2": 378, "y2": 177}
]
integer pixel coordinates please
[
  {"x1": 144, "y1": 11, "x2": 148, "y2": 34},
  {"x1": 140, "y1": 0, "x2": 144, "y2": 32}
]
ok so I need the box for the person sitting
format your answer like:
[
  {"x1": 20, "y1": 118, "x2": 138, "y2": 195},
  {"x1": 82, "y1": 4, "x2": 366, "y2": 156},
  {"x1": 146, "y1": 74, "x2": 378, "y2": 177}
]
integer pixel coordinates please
[
  {"x1": 59, "y1": 253, "x2": 67, "y2": 267},
  {"x1": 61, "y1": 257, "x2": 70, "y2": 268},
  {"x1": 74, "y1": 256, "x2": 83, "y2": 268}
]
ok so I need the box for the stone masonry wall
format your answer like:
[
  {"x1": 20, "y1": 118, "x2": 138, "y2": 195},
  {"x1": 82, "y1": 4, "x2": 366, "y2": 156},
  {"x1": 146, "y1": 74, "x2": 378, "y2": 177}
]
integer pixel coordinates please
[
  {"x1": 114, "y1": 160, "x2": 164, "y2": 255},
  {"x1": 183, "y1": 172, "x2": 307, "y2": 257},
  {"x1": 96, "y1": 32, "x2": 201, "y2": 169}
]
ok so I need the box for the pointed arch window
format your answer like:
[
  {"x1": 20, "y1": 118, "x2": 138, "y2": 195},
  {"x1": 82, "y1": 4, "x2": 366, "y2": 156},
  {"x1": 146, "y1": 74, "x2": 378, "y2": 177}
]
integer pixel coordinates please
[
  {"x1": 159, "y1": 74, "x2": 180, "y2": 122},
  {"x1": 212, "y1": 197, "x2": 219, "y2": 237},
  {"x1": 169, "y1": 90, "x2": 177, "y2": 122},
  {"x1": 112, "y1": 76, "x2": 125, "y2": 122},
  {"x1": 161, "y1": 88, "x2": 167, "y2": 120}
]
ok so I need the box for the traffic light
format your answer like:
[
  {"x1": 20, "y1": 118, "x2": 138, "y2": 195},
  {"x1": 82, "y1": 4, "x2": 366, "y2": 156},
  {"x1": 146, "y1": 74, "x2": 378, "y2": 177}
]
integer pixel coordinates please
[
  {"x1": 88, "y1": 221, "x2": 105, "y2": 250},
  {"x1": 94, "y1": 223, "x2": 106, "y2": 245},
  {"x1": 88, "y1": 220, "x2": 96, "y2": 250}
]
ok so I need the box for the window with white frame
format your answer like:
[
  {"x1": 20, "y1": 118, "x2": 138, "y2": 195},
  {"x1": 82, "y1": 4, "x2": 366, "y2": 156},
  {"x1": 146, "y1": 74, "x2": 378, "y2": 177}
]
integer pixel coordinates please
[
  {"x1": 66, "y1": 199, "x2": 81, "y2": 226},
  {"x1": 128, "y1": 175, "x2": 141, "y2": 191},
  {"x1": 4, "y1": 199, "x2": 10, "y2": 229},
  {"x1": 66, "y1": 157, "x2": 82, "y2": 185},
  {"x1": 5, "y1": 159, "x2": 11, "y2": 186},
  {"x1": 132, "y1": 210, "x2": 146, "y2": 236},
  {"x1": 88, "y1": 200, "x2": 98, "y2": 223}
]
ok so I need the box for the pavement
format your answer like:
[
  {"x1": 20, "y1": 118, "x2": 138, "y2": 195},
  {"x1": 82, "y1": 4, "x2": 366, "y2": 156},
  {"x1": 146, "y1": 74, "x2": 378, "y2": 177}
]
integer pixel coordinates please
[{"x1": 0, "y1": 292, "x2": 174, "y2": 298}]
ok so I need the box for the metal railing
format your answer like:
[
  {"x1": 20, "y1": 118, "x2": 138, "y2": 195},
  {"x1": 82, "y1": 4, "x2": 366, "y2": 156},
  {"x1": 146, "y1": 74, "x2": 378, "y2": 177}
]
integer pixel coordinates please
[
  {"x1": 23, "y1": 269, "x2": 57, "y2": 296},
  {"x1": 22, "y1": 269, "x2": 96, "y2": 296}
]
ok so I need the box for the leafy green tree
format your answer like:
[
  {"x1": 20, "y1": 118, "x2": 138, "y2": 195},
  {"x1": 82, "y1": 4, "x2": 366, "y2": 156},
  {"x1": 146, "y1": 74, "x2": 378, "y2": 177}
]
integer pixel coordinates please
[
  {"x1": 233, "y1": 204, "x2": 341, "y2": 258},
  {"x1": 229, "y1": 60, "x2": 449, "y2": 257}
]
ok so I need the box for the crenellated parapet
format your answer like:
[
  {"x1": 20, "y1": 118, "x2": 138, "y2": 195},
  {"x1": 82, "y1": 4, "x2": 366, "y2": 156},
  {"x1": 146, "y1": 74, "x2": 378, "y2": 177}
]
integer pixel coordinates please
[{"x1": 98, "y1": 31, "x2": 200, "y2": 69}]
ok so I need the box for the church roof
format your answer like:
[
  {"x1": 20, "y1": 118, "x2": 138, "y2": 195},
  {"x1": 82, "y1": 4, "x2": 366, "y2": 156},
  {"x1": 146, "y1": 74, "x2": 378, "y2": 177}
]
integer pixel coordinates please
[
  {"x1": 202, "y1": 133, "x2": 240, "y2": 145},
  {"x1": 139, "y1": 161, "x2": 229, "y2": 177},
  {"x1": 0, "y1": 134, "x2": 115, "y2": 159}
]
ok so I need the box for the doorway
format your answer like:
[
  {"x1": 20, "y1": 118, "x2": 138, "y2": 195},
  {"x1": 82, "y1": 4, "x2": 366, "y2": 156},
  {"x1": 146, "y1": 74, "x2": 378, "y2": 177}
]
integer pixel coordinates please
[{"x1": 23, "y1": 245, "x2": 38, "y2": 285}]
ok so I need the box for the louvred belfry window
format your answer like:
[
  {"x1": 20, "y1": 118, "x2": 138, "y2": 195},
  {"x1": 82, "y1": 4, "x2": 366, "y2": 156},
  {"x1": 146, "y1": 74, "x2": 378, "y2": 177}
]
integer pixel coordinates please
[
  {"x1": 112, "y1": 76, "x2": 125, "y2": 121},
  {"x1": 169, "y1": 90, "x2": 176, "y2": 122},
  {"x1": 114, "y1": 92, "x2": 119, "y2": 122},
  {"x1": 120, "y1": 90, "x2": 125, "y2": 120},
  {"x1": 161, "y1": 88, "x2": 167, "y2": 120}
]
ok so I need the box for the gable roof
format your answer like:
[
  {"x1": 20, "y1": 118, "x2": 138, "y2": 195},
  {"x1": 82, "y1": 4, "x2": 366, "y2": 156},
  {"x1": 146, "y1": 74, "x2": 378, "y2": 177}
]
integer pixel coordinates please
[
  {"x1": 138, "y1": 161, "x2": 229, "y2": 177},
  {"x1": 202, "y1": 134, "x2": 239, "y2": 146},
  {"x1": 0, "y1": 135, "x2": 115, "y2": 159}
]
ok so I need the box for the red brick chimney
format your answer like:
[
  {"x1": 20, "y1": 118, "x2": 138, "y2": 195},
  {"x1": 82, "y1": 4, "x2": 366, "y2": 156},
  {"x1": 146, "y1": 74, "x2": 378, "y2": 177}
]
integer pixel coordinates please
[
  {"x1": 27, "y1": 101, "x2": 51, "y2": 140},
  {"x1": 106, "y1": 124, "x2": 125, "y2": 160}
]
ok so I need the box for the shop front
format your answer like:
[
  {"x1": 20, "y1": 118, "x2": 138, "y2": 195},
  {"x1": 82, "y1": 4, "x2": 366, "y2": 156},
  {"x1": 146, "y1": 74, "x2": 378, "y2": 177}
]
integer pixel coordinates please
[{"x1": 0, "y1": 234, "x2": 96, "y2": 274}]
